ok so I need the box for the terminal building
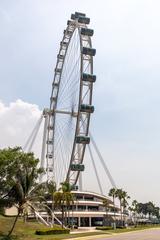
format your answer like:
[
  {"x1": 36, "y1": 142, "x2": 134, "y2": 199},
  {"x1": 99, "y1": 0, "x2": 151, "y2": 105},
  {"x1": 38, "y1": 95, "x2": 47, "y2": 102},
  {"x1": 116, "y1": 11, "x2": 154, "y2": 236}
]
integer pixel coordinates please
[
  {"x1": 53, "y1": 190, "x2": 121, "y2": 227},
  {"x1": 5, "y1": 190, "x2": 122, "y2": 227}
]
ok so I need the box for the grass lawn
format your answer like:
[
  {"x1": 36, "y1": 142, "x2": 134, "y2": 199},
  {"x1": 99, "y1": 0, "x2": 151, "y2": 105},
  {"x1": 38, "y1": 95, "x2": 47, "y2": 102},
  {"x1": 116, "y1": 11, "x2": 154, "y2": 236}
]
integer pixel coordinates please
[{"x1": 0, "y1": 215, "x2": 160, "y2": 240}]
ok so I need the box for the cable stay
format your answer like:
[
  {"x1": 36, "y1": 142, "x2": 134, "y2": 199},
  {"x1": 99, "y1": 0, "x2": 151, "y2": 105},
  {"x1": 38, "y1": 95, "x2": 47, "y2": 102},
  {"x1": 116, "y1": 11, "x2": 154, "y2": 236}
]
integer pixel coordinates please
[
  {"x1": 89, "y1": 131, "x2": 117, "y2": 189},
  {"x1": 23, "y1": 114, "x2": 43, "y2": 152},
  {"x1": 88, "y1": 144, "x2": 103, "y2": 195}
]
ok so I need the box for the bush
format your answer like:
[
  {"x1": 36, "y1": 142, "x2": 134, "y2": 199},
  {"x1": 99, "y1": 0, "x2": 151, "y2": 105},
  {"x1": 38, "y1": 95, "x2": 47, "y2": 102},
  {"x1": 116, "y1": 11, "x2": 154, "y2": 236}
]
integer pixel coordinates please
[
  {"x1": 0, "y1": 207, "x2": 4, "y2": 215},
  {"x1": 116, "y1": 226, "x2": 126, "y2": 229},
  {"x1": 96, "y1": 226, "x2": 112, "y2": 230},
  {"x1": 35, "y1": 227, "x2": 70, "y2": 235}
]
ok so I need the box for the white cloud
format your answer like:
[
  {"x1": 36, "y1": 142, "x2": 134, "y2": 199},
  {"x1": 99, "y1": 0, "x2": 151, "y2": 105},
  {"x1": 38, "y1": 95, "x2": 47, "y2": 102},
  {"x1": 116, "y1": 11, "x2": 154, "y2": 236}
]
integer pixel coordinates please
[{"x1": 0, "y1": 99, "x2": 42, "y2": 156}]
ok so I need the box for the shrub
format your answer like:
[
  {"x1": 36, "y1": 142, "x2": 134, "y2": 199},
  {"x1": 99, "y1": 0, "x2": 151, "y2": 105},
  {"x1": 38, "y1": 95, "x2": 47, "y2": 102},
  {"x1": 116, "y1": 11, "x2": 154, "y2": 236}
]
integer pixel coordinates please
[
  {"x1": 116, "y1": 226, "x2": 126, "y2": 229},
  {"x1": 0, "y1": 207, "x2": 4, "y2": 215},
  {"x1": 96, "y1": 226, "x2": 112, "y2": 230},
  {"x1": 35, "y1": 227, "x2": 70, "y2": 235}
]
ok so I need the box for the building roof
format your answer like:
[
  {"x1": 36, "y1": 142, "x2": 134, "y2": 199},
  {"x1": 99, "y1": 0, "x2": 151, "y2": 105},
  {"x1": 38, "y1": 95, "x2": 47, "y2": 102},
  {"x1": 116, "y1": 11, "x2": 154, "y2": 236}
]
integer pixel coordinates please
[{"x1": 71, "y1": 190, "x2": 112, "y2": 203}]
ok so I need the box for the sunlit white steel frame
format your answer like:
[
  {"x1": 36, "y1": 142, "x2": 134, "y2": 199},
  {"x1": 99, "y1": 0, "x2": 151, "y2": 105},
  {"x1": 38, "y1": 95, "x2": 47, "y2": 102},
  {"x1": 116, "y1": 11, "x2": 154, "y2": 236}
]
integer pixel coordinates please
[{"x1": 45, "y1": 13, "x2": 95, "y2": 187}]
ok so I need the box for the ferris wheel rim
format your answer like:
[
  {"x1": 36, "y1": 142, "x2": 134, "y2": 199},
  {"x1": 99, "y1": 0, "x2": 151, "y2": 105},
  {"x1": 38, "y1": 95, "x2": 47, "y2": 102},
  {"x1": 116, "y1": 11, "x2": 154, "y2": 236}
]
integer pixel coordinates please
[{"x1": 46, "y1": 12, "x2": 96, "y2": 188}]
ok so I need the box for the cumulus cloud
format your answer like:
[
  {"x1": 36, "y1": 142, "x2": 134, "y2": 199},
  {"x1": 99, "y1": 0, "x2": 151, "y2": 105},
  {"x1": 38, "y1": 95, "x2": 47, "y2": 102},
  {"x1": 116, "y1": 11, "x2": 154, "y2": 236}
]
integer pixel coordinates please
[{"x1": 0, "y1": 99, "x2": 42, "y2": 156}]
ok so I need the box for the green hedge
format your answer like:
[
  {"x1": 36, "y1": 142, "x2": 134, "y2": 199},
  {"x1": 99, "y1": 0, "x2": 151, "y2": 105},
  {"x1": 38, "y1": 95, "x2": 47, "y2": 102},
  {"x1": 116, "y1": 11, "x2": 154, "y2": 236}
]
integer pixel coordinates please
[
  {"x1": 96, "y1": 226, "x2": 112, "y2": 230},
  {"x1": 116, "y1": 226, "x2": 126, "y2": 229},
  {"x1": 35, "y1": 227, "x2": 70, "y2": 235}
]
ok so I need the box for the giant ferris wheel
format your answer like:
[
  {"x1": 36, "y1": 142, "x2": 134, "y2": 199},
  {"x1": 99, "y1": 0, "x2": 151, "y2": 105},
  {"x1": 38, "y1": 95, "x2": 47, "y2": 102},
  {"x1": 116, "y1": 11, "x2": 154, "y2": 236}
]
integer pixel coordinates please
[
  {"x1": 24, "y1": 12, "x2": 116, "y2": 195},
  {"x1": 42, "y1": 12, "x2": 96, "y2": 189}
]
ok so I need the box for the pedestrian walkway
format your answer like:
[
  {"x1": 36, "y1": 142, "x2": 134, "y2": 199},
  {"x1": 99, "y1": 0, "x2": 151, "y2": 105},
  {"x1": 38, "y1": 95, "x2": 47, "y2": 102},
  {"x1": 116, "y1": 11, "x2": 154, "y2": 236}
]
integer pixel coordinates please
[{"x1": 71, "y1": 227, "x2": 100, "y2": 234}]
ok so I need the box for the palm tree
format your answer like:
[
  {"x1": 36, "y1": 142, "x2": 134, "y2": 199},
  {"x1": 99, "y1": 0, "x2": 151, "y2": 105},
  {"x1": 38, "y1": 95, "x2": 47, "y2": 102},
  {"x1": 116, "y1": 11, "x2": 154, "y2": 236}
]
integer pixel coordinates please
[
  {"x1": 122, "y1": 194, "x2": 130, "y2": 225},
  {"x1": 45, "y1": 181, "x2": 57, "y2": 225},
  {"x1": 5, "y1": 164, "x2": 45, "y2": 236},
  {"x1": 108, "y1": 188, "x2": 117, "y2": 227},
  {"x1": 54, "y1": 191, "x2": 65, "y2": 228},
  {"x1": 103, "y1": 198, "x2": 110, "y2": 226},
  {"x1": 54, "y1": 181, "x2": 74, "y2": 228},
  {"x1": 131, "y1": 200, "x2": 138, "y2": 226},
  {"x1": 116, "y1": 189, "x2": 130, "y2": 226},
  {"x1": 115, "y1": 189, "x2": 123, "y2": 225}
]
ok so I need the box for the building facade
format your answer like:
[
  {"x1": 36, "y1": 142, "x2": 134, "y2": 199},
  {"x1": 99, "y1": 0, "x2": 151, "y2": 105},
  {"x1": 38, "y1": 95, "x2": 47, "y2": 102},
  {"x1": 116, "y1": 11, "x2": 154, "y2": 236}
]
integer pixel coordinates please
[{"x1": 53, "y1": 190, "x2": 121, "y2": 227}]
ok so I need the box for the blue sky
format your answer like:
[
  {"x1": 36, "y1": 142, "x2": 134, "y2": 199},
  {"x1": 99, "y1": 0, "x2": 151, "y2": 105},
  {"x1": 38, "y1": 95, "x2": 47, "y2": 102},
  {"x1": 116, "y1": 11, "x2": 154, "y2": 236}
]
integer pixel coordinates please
[{"x1": 1, "y1": 0, "x2": 160, "y2": 205}]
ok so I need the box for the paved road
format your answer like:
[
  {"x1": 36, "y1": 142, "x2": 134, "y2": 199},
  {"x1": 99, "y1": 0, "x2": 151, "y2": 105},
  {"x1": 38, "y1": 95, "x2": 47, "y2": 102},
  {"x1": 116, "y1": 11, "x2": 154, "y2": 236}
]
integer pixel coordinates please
[
  {"x1": 94, "y1": 229, "x2": 160, "y2": 240},
  {"x1": 72, "y1": 229, "x2": 160, "y2": 240}
]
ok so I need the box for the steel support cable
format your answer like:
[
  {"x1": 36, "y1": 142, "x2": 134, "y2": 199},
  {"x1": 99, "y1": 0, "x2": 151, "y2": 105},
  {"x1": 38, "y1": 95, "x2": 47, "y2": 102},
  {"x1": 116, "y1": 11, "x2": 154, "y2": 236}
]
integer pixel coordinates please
[
  {"x1": 54, "y1": 117, "x2": 72, "y2": 152},
  {"x1": 89, "y1": 131, "x2": 116, "y2": 188},
  {"x1": 23, "y1": 114, "x2": 43, "y2": 152},
  {"x1": 61, "y1": 34, "x2": 79, "y2": 82},
  {"x1": 87, "y1": 144, "x2": 103, "y2": 195},
  {"x1": 58, "y1": 88, "x2": 79, "y2": 112},
  {"x1": 58, "y1": 60, "x2": 80, "y2": 107},
  {"x1": 58, "y1": 66, "x2": 79, "y2": 107},
  {"x1": 52, "y1": 119, "x2": 67, "y2": 183},
  {"x1": 58, "y1": 55, "x2": 81, "y2": 105},
  {"x1": 61, "y1": 29, "x2": 78, "y2": 77},
  {"x1": 58, "y1": 76, "x2": 79, "y2": 108},
  {"x1": 56, "y1": 120, "x2": 71, "y2": 184},
  {"x1": 54, "y1": 118, "x2": 73, "y2": 185},
  {"x1": 28, "y1": 115, "x2": 43, "y2": 153},
  {"x1": 58, "y1": 35, "x2": 80, "y2": 100},
  {"x1": 58, "y1": 34, "x2": 79, "y2": 99}
]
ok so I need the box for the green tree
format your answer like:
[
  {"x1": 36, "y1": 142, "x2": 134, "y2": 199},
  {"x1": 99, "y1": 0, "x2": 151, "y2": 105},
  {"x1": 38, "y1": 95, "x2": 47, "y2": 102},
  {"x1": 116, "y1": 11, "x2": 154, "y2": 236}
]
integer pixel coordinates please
[
  {"x1": 154, "y1": 206, "x2": 160, "y2": 219},
  {"x1": 108, "y1": 188, "x2": 117, "y2": 227},
  {"x1": 116, "y1": 188, "x2": 130, "y2": 226},
  {"x1": 129, "y1": 200, "x2": 138, "y2": 225},
  {"x1": 146, "y1": 201, "x2": 155, "y2": 220},
  {"x1": 115, "y1": 189, "x2": 123, "y2": 225},
  {"x1": 0, "y1": 147, "x2": 44, "y2": 236},
  {"x1": 103, "y1": 198, "x2": 110, "y2": 225},
  {"x1": 54, "y1": 181, "x2": 74, "y2": 228}
]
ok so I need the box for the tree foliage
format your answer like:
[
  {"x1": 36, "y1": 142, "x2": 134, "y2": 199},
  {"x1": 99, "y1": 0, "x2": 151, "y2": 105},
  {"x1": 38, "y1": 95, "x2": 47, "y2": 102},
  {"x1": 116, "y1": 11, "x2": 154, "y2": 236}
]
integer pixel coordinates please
[
  {"x1": 0, "y1": 147, "x2": 44, "y2": 236},
  {"x1": 54, "y1": 181, "x2": 74, "y2": 228}
]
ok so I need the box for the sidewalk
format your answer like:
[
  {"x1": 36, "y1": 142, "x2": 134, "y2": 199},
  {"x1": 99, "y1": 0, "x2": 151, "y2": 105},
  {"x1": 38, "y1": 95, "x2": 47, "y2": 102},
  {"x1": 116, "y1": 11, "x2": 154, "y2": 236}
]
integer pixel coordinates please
[{"x1": 71, "y1": 227, "x2": 100, "y2": 234}]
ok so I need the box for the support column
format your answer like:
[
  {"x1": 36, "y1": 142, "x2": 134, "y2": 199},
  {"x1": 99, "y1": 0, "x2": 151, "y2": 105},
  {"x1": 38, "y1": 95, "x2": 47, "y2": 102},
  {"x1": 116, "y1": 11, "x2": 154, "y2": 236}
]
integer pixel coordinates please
[
  {"x1": 78, "y1": 217, "x2": 81, "y2": 227},
  {"x1": 89, "y1": 217, "x2": 92, "y2": 227},
  {"x1": 79, "y1": 172, "x2": 82, "y2": 191}
]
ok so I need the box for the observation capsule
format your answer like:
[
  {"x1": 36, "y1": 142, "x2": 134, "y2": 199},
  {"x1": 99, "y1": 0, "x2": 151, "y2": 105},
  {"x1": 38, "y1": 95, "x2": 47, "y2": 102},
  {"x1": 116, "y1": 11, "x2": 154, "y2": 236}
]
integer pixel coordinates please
[
  {"x1": 70, "y1": 163, "x2": 85, "y2": 171},
  {"x1": 75, "y1": 12, "x2": 86, "y2": 17},
  {"x1": 82, "y1": 47, "x2": 96, "y2": 56},
  {"x1": 78, "y1": 16, "x2": 90, "y2": 24},
  {"x1": 80, "y1": 104, "x2": 94, "y2": 113},
  {"x1": 81, "y1": 28, "x2": 94, "y2": 36},
  {"x1": 71, "y1": 12, "x2": 86, "y2": 20},
  {"x1": 76, "y1": 136, "x2": 90, "y2": 144},
  {"x1": 82, "y1": 73, "x2": 96, "y2": 82}
]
